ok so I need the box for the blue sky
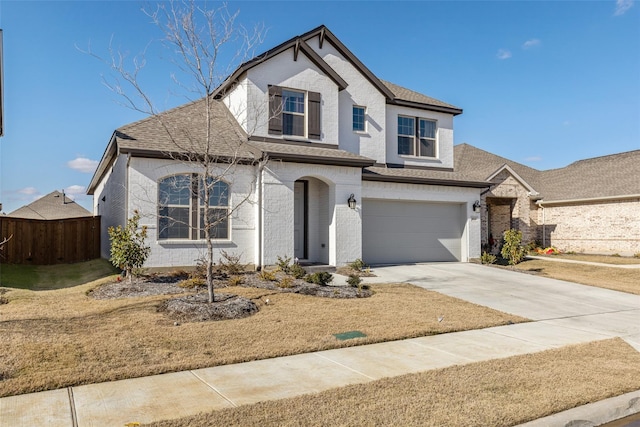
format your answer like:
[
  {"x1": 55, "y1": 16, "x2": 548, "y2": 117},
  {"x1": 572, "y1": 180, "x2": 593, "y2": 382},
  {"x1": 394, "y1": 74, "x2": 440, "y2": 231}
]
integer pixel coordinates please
[{"x1": 0, "y1": 0, "x2": 638, "y2": 214}]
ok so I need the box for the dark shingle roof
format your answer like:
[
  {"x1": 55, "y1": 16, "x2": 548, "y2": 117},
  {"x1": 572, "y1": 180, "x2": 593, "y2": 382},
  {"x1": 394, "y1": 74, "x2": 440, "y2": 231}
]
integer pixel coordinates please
[
  {"x1": 539, "y1": 150, "x2": 640, "y2": 201},
  {"x1": 453, "y1": 143, "x2": 640, "y2": 201},
  {"x1": 381, "y1": 80, "x2": 462, "y2": 113},
  {"x1": 363, "y1": 165, "x2": 488, "y2": 188},
  {"x1": 7, "y1": 191, "x2": 92, "y2": 220}
]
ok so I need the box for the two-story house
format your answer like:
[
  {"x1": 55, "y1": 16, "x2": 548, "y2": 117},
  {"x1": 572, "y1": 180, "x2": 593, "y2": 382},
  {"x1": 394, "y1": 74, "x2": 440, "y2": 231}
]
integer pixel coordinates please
[{"x1": 88, "y1": 25, "x2": 489, "y2": 269}]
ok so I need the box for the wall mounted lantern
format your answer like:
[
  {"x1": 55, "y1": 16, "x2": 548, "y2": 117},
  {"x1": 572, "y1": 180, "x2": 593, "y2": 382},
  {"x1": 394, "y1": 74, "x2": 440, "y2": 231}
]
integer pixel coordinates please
[
  {"x1": 347, "y1": 194, "x2": 357, "y2": 209},
  {"x1": 473, "y1": 200, "x2": 481, "y2": 212}
]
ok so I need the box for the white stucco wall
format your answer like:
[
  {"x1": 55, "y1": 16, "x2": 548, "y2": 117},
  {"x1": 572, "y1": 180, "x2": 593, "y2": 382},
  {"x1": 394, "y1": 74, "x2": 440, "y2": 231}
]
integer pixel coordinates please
[
  {"x1": 260, "y1": 161, "x2": 363, "y2": 267},
  {"x1": 304, "y1": 37, "x2": 388, "y2": 163},
  {"x1": 385, "y1": 105, "x2": 455, "y2": 169},
  {"x1": 362, "y1": 181, "x2": 482, "y2": 260},
  {"x1": 242, "y1": 50, "x2": 340, "y2": 144},
  {"x1": 93, "y1": 153, "x2": 128, "y2": 259},
  {"x1": 126, "y1": 157, "x2": 258, "y2": 268}
]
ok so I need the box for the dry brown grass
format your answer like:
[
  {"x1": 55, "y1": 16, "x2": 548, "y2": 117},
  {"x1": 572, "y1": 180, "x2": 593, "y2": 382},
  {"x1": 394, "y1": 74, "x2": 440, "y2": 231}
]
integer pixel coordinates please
[
  {"x1": 532, "y1": 253, "x2": 640, "y2": 265},
  {"x1": 514, "y1": 259, "x2": 640, "y2": 294},
  {"x1": 148, "y1": 338, "x2": 640, "y2": 427},
  {"x1": 0, "y1": 279, "x2": 525, "y2": 397}
]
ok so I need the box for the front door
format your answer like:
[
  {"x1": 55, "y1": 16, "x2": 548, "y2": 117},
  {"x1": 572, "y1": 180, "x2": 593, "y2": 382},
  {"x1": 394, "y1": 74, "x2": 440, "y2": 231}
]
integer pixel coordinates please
[{"x1": 293, "y1": 181, "x2": 307, "y2": 259}]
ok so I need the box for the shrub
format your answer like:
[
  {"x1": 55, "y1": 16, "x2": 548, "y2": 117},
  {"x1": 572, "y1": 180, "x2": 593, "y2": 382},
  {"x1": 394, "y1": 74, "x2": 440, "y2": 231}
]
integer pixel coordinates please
[
  {"x1": 219, "y1": 250, "x2": 245, "y2": 275},
  {"x1": 611, "y1": 253, "x2": 621, "y2": 257},
  {"x1": 277, "y1": 276, "x2": 295, "y2": 288},
  {"x1": 305, "y1": 271, "x2": 333, "y2": 286},
  {"x1": 276, "y1": 255, "x2": 292, "y2": 274},
  {"x1": 108, "y1": 210, "x2": 151, "y2": 284},
  {"x1": 168, "y1": 269, "x2": 189, "y2": 279},
  {"x1": 348, "y1": 258, "x2": 367, "y2": 271},
  {"x1": 228, "y1": 275, "x2": 244, "y2": 286},
  {"x1": 179, "y1": 277, "x2": 205, "y2": 289},
  {"x1": 501, "y1": 229, "x2": 526, "y2": 266},
  {"x1": 346, "y1": 274, "x2": 362, "y2": 287},
  {"x1": 480, "y1": 252, "x2": 496, "y2": 265},
  {"x1": 258, "y1": 270, "x2": 277, "y2": 282},
  {"x1": 288, "y1": 263, "x2": 306, "y2": 279},
  {"x1": 634, "y1": 252, "x2": 640, "y2": 259}
]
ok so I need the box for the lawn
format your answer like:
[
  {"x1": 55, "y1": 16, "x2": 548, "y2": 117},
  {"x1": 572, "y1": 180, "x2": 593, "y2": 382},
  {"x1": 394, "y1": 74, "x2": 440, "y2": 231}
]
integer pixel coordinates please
[
  {"x1": 0, "y1": 259, "x2": 119, "y2": 290},
  {"x1": 0, "y1": 276, "x2": 525, "y2": 397},
  {"x1": 531, "y1": 253, "x2": 640, "y2": 265},
  {"x1": 147, "y1": 338, "x2": 640, "y2": 427},
  {"x1": 513, "y1": 257, "x2": 640, "y2": 294}
]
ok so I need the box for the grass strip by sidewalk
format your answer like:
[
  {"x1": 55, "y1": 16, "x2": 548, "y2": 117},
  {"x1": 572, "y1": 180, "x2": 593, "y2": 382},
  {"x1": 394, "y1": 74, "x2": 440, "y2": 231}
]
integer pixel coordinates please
[
  {"x1": 0, "y1": 281, "x2": 525, "y2": 397},
  {"x1": 148, "y1": 338, "x2": 640, "y2": 427},
  {"x1": 514, "y1": 258, "x2": 640, "y2": 294}
]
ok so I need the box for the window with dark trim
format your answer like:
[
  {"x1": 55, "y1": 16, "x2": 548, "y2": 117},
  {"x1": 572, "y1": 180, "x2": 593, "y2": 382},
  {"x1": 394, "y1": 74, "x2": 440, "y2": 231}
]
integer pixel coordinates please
[
  {"x1": 268, "y1": 85, "x2": 321, "y2": 139},
  {"x1": 158, "y1": 174, "x2": 230, "y2": 240},
  {"x1": 397, "y1": 116, "x2": 437, "y2": 157},
  {"x1": 353, "y1": 105, "x2": 365, "y2": 132}
]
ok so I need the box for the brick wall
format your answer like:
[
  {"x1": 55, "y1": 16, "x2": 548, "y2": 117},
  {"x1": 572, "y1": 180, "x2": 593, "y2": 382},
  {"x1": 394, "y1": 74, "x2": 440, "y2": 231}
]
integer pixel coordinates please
[{"x1": 539, "y1": 198, "x2": 640, "y2": 255}]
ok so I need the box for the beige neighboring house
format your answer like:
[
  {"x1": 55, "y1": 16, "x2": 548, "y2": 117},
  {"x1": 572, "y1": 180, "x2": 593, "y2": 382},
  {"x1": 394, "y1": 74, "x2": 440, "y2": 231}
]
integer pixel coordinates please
[
  {"x1": 7, "y1": 191, "x2": 92, "y2": 220},
  {"x1": 455, "y1": 144, "x2": 640, "y2": 255}
]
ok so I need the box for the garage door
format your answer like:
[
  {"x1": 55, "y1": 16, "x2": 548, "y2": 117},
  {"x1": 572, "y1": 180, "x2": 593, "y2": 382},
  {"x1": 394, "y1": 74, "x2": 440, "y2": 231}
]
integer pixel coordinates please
[{"x1": 362, "y1": 199, "x2": 463, "y2": 264}]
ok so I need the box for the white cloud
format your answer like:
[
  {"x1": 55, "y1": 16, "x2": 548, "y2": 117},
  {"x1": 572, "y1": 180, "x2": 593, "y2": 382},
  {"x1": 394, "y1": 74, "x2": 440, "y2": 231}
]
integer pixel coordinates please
[
  {"x1": 64, "y1": 185, "x2": 87, "y2": 200},
  {"x1": 67, "y1": 157, "x2": 99, "y2": 173},
  {"x1": 614, "y1": 0, "x2": 634, "y2": 16},
  {"x1": 496, "y1": 49, "x2": 512, "y2": 60},
  {"x1": 18, "y1": 187, "x2": 38, "y2": 195},
  {"x1": 522, "y1": 39, "x2": 541, "y2": 49}
]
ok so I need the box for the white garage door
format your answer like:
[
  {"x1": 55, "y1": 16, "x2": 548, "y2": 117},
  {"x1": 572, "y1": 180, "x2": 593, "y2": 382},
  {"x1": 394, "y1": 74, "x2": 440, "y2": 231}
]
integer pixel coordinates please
[{"x1": 362, "y1": 199, "x2": 464, "y2": 264}]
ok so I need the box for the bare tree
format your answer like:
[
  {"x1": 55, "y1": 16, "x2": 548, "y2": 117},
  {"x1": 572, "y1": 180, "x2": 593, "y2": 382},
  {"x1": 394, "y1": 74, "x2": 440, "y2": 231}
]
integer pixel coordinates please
[{"x1": 90, "y1": 1, "x2": 267, "y2": 303}]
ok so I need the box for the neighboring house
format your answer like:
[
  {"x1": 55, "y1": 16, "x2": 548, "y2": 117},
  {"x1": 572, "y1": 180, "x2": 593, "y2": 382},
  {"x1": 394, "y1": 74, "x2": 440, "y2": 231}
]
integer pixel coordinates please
[
  {"x1": 88, "y1": 25, "x2": 488, "y2": 269},
  {"x1": 7, "y1": 190, "x2": 92, "y2": 220},
  {"x1": 454, "y1": 144, "x2": 640, "y2": 255}
]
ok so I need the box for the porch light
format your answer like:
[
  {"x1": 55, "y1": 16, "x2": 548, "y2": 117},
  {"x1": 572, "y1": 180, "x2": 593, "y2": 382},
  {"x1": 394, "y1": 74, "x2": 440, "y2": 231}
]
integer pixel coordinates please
[
  {"x1": 347, "y1": 194, "x2": 357, "y2": 209},
  {"x1": 473, "y1": 200, "x2": 481, "y2": 212}
]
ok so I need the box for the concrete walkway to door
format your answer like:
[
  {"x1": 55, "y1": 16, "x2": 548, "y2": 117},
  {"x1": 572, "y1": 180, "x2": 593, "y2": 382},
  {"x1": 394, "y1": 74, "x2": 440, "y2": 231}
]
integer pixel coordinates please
[{"x1": 1, "y1": 263, "x2": 639, "y2": 426}]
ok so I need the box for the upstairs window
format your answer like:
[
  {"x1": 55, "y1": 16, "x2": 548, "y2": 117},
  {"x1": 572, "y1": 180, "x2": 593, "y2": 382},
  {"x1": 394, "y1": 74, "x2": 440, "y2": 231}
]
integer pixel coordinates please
[
  {"x1": 158, "y1": 174, "x2": 230, "y2": 240},
  {"x1": 353, "y1": 106, "x2": 366, "y2": 132},
  {"x1": 397, "y1": 116, "x2": 437, "y2": 157},
  {"x1": 269, "y1": 86, "x2": 321, "y2": 139},
  {"x1": 282, "y1": 89, "x2": 305, "y2": 136}
]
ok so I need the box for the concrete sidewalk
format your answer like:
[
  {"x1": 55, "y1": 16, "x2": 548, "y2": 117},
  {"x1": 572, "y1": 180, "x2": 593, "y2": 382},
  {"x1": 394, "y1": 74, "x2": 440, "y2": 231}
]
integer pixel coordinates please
[{"x1": 1, "y1": 263, "x2": 639, "y2": 426}]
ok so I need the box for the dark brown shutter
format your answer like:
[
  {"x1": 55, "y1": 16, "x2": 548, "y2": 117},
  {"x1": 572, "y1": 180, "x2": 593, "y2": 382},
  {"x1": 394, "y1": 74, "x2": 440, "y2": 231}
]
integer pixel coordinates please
[
  {"x1": 268, "y1": 85, "x2": 282, "y2": 135},
  {"x1": 308, "y1": 91, "x2": 321, "y2": 140}
]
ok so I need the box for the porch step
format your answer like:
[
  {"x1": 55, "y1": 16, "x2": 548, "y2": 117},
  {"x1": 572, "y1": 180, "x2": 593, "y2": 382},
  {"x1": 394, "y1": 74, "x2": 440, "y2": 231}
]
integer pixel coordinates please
[{"x1": 299, "y1": 263, "x2": 336, "y2": 274}]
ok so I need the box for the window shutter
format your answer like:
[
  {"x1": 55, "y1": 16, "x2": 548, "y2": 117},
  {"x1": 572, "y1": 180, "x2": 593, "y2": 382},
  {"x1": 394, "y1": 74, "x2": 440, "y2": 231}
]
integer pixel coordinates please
[
  {"x1": 308, "y1": 91, "x2": 321, "y2": 140},
  {"x1": 268, "y1": 85, "x2": 282, "y2": 135}
]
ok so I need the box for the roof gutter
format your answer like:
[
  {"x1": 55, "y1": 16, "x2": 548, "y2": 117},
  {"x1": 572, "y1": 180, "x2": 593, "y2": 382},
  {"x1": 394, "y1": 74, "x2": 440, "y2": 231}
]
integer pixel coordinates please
[
  {"x1": 362, "y1": 173, "x2": 490, "y2": 189},
  {"x1": 536, "y1": 193, "x2": 640, "y2": 207}
]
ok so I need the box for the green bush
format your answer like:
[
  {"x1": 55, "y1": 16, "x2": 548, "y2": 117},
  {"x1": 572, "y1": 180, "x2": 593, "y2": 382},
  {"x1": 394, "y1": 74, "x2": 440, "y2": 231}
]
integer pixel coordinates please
[
  {"x1": 289, "y1": 263, "x2": 306, "y2": 279},
  {"x1": 348, "y1": 258, "x2": 367, "y2": 271},
  {"x1": 501, "y1": 229, "x2": 526, "y2": 266},
  {"x1": 480, "y1": 252, "x2": 497, "y2": 265},
  {"x1": 346, "y1": 274, "x2": 362, "y2": 287},
  {"x1": 276, "y1": 255, "x2": 292, "y2": 274},
  {"x1": 108, "y1": 210, "x2": 150, "y2": 284},
  {"x1": 305, "y1": 271, "x2": 333, "y2": 286}
]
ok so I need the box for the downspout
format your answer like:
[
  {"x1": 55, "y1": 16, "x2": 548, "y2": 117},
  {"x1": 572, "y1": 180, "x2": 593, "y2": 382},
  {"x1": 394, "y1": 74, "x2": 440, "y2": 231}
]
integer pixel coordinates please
[
  {"x1": 256, "y1": 157, "x2": 265, "y2": 271},
  {"x1": 125, "y1": 153, "x2": 131, "y2": 219}
]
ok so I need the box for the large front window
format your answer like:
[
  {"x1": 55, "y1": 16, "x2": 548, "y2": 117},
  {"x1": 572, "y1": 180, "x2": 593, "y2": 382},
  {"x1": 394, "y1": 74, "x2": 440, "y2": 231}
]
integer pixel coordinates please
[
  {"x1": 282, "y1": 89, "x2": 305, "y2": 136},
  {"x1": 158, "y1": 174, "x2": 229, "y2": 240},
  {"x1": 397, "y1": 116, "x2": 437, "y2": 157}
]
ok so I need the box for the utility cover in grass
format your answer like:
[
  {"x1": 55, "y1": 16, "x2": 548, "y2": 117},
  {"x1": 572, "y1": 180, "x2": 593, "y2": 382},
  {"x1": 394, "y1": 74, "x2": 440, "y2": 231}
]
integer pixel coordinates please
[{"x1": 334, "y1": 330, "x2": 367, "y2": 340}]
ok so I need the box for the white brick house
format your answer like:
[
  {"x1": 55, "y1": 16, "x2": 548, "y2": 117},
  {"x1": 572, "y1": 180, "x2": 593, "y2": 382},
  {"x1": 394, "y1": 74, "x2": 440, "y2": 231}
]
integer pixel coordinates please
[{"x1": 88, "y1": 25, "x2": 490, "y2": 269}]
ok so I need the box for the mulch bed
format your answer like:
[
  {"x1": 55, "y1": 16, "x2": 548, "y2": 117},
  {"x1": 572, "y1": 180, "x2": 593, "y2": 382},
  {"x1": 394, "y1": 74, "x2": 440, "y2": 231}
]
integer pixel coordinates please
[{"x1": 88, "y1": 270, "x2": 373, "y2": 322}]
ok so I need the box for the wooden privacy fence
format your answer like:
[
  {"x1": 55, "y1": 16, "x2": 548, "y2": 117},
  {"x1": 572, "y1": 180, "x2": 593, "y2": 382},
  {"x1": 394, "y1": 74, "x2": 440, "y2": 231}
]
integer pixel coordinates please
[{"x1": 0, "y1": 216, "x2": 101, "y2": 265}]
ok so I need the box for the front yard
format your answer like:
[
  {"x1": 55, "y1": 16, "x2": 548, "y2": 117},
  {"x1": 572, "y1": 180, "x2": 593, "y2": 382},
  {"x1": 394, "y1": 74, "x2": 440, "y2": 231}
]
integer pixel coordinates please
[{"x1": 0, "y1": 268, "x2": 524, "y2": 397}]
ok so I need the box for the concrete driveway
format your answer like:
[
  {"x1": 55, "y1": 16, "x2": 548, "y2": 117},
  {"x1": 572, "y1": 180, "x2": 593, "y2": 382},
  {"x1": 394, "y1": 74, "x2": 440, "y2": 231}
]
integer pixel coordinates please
[{"x1": 365, "y1": 263, "x2": 640, "y2": 349}]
